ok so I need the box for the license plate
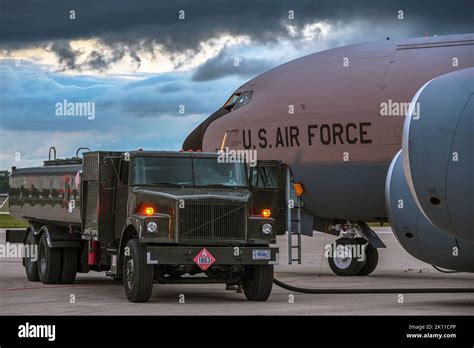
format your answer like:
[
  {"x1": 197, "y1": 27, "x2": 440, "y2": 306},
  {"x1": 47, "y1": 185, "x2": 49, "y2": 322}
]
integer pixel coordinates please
[{"x1": 252, "y1": 249, "x2": 271, "y2": 260}]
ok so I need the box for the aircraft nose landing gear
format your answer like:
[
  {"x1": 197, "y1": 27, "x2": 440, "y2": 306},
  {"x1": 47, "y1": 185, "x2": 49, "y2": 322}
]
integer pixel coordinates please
[{"x1": 327, "y1": 237, "x2": 379, "y2": 276}]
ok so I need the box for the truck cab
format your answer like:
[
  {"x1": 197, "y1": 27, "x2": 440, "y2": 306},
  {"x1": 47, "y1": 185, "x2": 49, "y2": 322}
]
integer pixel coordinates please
[{"x1": 113, "y1": 151, "x2": 275, "y2": 245}]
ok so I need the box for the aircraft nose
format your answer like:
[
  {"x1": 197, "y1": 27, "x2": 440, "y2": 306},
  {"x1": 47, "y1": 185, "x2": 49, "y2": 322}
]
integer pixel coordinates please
[
  {"x1": 182, "y1": 107, "x2": 230, "y2": 151},
  {"x1": 183, "y1": 122, "x2": 204, "y2": 151}
]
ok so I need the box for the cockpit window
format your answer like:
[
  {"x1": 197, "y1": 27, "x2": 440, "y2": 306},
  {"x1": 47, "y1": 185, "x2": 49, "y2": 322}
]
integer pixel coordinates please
[
  {"x1": 233, "y1": 90, "x2": 253, "y2": 110},
  {"x1": 224, "y1": 93, "x2": 241, "y2": 111},
  {"x1": 223, "y1": 90, "x2": 253, "y2": 111}
]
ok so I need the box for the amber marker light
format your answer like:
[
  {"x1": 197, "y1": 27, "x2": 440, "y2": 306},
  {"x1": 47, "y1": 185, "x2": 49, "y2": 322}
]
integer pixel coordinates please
[
  {"x1": 294, "y1": 183, "x2": 305, "y2": 197},
  {"x1": 145, "y1": 207, "x2": 155, "y2": 216},
  {"x1": 262, "y1": 209, "x2": 271, "y2": 218}
]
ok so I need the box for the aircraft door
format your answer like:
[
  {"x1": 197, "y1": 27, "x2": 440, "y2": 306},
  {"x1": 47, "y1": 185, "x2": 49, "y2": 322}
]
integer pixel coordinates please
[{"x1": 219, "y1": 129, "x2": 241, "y2": 151}]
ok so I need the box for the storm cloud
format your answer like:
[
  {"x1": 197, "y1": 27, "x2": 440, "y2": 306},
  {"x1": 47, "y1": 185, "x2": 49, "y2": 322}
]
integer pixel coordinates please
[
  {"x1": 49, "y1": 41, "x2": 79, "y2": 70},
  {"x1": 192, "y1": 50, "x2": 275, "y2": 81},
  {"x1": 2, "y1": 0, "x2": 473, "y2": 74}
]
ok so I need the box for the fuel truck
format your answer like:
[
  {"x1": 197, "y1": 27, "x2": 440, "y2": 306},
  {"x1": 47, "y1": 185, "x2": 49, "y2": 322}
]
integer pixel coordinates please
[{"x1": 9, "y1": 148, "x2": 279, "y2": 302}]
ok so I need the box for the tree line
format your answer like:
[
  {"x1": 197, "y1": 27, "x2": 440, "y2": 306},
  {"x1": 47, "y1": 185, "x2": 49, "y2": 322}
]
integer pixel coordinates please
[{"x1": 0, "y1": 170, "x2": 10, "y2": 194}]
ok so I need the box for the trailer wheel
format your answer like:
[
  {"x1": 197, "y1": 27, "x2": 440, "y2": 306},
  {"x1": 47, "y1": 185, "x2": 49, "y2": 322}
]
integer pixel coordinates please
[
  {"x1": 38, "y1": 233, "x2": 61, "y2": 284},
  {"x1": 354, "y1": 238, "x2": 379, "y2": 276},
  {"x1": 123, "y1": 239, "x2": 154, "y2": 302},
  {"x1": 327, "y1": 238, "x2": 365, "y2": 276},
  {"x1": 242, "y1": 265, "x2": 273, "y2": 301},
  {"x1": 59, "y1": 248, "x2": 78, "y2": 284},
  {"x1": 24, "y1": 231, "x2": 40, "y2": 281}
]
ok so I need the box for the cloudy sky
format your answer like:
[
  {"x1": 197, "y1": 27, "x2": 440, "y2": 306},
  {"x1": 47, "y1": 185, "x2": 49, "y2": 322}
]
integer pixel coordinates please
[{"x1": 1, "y1": 0, "x2": 473, "y2": 170}]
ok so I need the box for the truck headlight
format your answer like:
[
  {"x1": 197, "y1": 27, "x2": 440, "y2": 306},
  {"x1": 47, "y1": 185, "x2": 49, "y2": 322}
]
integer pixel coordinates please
[
  {"x1": 146, "y1": 221, "x2": 158, "y2": 233},
  {"x1": 261, "y1": 223, "x2": 273, "y2": 235}
]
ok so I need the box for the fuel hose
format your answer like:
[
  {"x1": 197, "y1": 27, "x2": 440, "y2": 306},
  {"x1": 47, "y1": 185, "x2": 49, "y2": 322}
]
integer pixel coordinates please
[{"x1": 273, "y1": 278, "x2": 474, "y2": 294}]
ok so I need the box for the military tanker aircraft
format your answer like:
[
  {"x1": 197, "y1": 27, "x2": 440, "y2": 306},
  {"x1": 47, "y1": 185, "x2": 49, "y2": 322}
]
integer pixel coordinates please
[{"x1": 183, "y1": 33, "x2": 474, "y2": 275}]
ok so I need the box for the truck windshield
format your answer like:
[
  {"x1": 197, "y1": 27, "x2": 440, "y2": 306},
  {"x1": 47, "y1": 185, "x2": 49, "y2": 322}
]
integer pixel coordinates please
[
  {"x1": 131, "y1": 156, "x2": 247, "y2": 187},
  {"x1": 193, "y1": 157, "x2": 247, "y2": 187}
]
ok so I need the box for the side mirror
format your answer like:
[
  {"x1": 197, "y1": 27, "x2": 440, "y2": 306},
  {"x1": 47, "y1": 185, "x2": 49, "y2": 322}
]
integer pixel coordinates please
[{"x1": 248, "y1": 165, "x2": 257, "y2": 188}]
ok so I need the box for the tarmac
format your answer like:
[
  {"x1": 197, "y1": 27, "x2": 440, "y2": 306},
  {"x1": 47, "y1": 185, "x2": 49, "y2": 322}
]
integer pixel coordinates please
[{"x1": 1, "y1": 227, "x2": 473, "y2": 315}]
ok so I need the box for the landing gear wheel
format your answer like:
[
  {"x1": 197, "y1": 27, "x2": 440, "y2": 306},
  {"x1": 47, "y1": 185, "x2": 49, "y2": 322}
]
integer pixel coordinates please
[
  {"x1": 38, "y1": 233, "x2": 61, "y2": 284},
  {"x1": 328, "y1": 238, "x2": 365, "y2": 276},
  {"x1": 354, "y1": 238, "x2": 378, "y2": 276},
  {"x1": 59, "y1": 248, "x2": 78, "y2": 284},
  {"x1": 24, "y1": 231, "x2": 40, "y2": 281},
  {"x1": 242, "y1": 265, "x2": 273, "y2": 301},
  {"x1": 123, "y1": 239, "x2": 154, "y2": 303}
]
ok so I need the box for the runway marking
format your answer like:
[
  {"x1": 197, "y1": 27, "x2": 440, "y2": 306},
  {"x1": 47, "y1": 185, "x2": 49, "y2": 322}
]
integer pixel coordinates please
[{"x1": 0, "y1": 284, "x2": 102, "y2": 292}]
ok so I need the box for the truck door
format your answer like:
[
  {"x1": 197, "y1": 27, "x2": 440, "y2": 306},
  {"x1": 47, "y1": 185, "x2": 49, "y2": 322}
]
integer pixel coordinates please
[
  {"x1": 114, "y1": 159, "x2": 130, "y2": 239},
  {"x1": 249, "y1": 161, "x2": 287, "y2": 235}
]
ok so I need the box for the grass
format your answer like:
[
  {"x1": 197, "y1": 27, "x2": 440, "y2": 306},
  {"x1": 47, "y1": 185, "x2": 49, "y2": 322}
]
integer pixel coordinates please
[{"x1": 0, "y1": 214, "x2": 28, "y2": 228}]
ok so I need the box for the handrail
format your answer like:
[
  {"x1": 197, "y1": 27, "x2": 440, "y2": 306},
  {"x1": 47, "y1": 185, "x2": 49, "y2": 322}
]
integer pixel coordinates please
[
  {"x1": 76, "y1": 147, "x2": 91, "y2": 158},
  {"x1": 48, "y1": 147, "x2": 57, "y2": 161}
]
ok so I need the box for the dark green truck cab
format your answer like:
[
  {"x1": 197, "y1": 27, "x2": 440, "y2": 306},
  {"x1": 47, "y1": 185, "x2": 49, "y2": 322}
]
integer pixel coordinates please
[{"x1": 10, "y1": 149, "x2": 279, "y2": 302}]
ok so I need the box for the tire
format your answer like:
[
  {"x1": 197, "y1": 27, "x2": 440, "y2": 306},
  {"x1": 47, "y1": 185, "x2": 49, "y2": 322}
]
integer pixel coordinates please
[
  {"x1": 242, "y1": 265, "x2": 273, "y2": 301},
  {"x1": 123, "y1": 239, "x2": 154, "y2": 302},
  {"x1": 59, "y1": 248, "x2": 78, "y2": 284},
  {"x1": 354, "y1": 238, "x2": 379, "y2": 276},
  {"x1": 37, "y1": 233, "x2": 61, "y2": 284},
  {"x1": 327, "y1": 238, "x2": 365, "y2": 276},
  {"x1": 24, "y1": 230, "x2": 40, "y2": 281}
]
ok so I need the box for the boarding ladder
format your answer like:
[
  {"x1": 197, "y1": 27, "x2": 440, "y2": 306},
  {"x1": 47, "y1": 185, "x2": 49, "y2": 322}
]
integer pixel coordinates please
[{"x1": 286, "y1": 166, "x2": 302, "y2": 264}]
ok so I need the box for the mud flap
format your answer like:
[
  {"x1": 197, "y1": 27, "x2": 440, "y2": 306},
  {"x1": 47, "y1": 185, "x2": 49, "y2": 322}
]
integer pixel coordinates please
[{"x1": 6, "y1": 229, "x2": 27, "y2": 244}]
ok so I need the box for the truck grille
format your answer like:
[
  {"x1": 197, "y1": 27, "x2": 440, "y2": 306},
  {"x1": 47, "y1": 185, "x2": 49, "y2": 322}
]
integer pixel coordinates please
[{"x1": 180, "y1": 202, "x2": 246, "y2": 241}]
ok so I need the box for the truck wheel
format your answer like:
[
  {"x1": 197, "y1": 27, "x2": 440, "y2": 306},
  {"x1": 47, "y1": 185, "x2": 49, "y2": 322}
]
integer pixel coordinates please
[
  {"x1": 24, "y1": 231, "x2": 40, "y2": 281},
  {"x1": 354, "y1": 238, "x2": 379, "y2": 276},
  {"x1": 59, "y1": 248, "x2": 78, "y2": 284},
  {"x1": 123, "y1": 239, "x2": 154, "y2": 302},
  {"x1": 327, "y1": 238, "x2": 365, "y2": 276},
  {"x1": 38, "y1": 233, "x2": 61, "y2": 284},
  {"x1": 242, "y1": 265, "x2": 273, "y2": 301}
]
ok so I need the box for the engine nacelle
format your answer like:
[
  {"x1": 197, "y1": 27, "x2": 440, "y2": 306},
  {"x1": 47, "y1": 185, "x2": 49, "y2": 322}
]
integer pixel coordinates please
[
  {"x1": 402, "y1": 68, "x2": 474, "y2": 243},
  {"x1": 386, "y1": 150, "x2": 474, "y2": 272}
]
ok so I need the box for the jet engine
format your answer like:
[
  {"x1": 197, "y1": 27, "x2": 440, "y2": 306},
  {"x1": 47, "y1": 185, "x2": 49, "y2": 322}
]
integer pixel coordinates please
[
  {"x1": 402, "y1": 67, "x2": 474, "y2": 243},
  {"x1": 386, "y1": 150, "x2": 474, "y2": 272},
  {"x1": 386, "y1": 68, "x2": 474, "y2": 271}
]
